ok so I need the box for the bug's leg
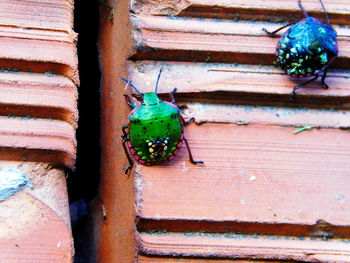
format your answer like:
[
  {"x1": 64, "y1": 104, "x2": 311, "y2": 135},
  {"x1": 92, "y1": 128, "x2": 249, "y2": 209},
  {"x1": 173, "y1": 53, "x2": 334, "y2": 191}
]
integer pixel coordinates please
[
  {"x1": 290, "y1": 75, "x2": 319, "y2": 102},
  {"x1": 298, "y1": 0, "x2": 309, "y2": 18},
  {"x1": 121, "y1": 125, "x2": 134, "y2": 174},
  {"x1": 321, "y1": 66, "x2": 330, "y2": 89},
  {"x1": 122, "y1": 140, "x2": 134, "y2": 174},
  {"x1": 262, "y1": 22, "x2": 296, "y2": 36},
  {"x1": 124, "y1": 94, "x2": 136, "y2": 108},
  {"x1": 179, "y1": 114, "x2": 195, "y2": 126},
  {"x1": 183, "y1": 136, "x2": 203, "y2": 165},
  {"x1": 169, "y1": 88, "x2": 177, "y2": 104}
]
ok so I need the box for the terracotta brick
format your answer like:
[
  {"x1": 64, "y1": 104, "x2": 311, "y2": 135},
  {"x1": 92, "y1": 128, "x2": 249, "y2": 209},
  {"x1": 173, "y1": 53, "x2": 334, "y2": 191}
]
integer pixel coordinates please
[
  {"x1": 133, "y1": 14, "x2": 350, "y2": 37},
  {"x1": 133, "y1": 0, "x2": 350, "y2": 24},
  {"x1": 186, "y1": 0, "x2": 349, "y2": 13},
  {"x1": 136, "y1": 124, "x2": 350, "y2": 225},
  {"x1": 185, "y1": 0, "x2": 350, "y2": 18},
  {"x1": 130, "y1": 15, "x2": 350, "y2": 69},
  {"x1": 0, "y1": 117, "x2": 76, "y2": 167},
  {"x1": 0, "y1": 196, "x2": 73, "y2": 263},
  {"x1": 0, "y1": 0, "x2": 78, "y2": 84},
  {"x1": 139, "y1": 233, "x2": 350, "y2": 262},
  {"x1": 94, "y1": 0, "x2": 137, "y2": 262},
  {"x1": 138, "y1": 256, "x2": 289, "y2": 263},
  {"x1": 0, "y1": 71, "x2": 77, "y2": 125},
  {"x1": 134, "y1": 123, "x2": 350, "y2": 260},
  {"x1": 182, "y1": 103, "x2": 350, "y2": 128},
  {"x1": 128, "y1": 61, "x2": 350, "y2": 108},
  {"x1": 0, "y1": 37, "x2": 78, "y2": 84},
  {"x1": 0, "y1": 161, "x2": 72, "y2": 263},
  {"x1": 0, "y1": 1, "x2": 77, "y2": 262},
  {"x1": 0, "y1": 0, "x2": 74, "y2": 31},
  {"x1": 97, "y1": 0, "x2": 350, "y2": 262}
]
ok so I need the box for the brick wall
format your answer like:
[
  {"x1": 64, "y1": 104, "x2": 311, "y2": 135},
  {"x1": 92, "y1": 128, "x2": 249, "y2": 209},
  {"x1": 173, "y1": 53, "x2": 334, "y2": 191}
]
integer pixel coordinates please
[
  {"x1": 96, "y1": 0, "x2": 350, "y2": 262},
  {"x1": 0, "y1": 1, "x2": 78, "y2": 262}
]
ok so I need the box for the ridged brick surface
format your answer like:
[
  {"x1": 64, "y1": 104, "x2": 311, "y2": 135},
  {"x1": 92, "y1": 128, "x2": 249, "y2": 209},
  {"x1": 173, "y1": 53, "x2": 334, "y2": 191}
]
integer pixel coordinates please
[
  {"x1": 97, "y1": 0, "x2": 350, "y2": 262},
  {"x1": 138, "y1": 256, "x2": 292, "y2": 263},
  {"x1": 0, "y1": 71, "x2": 77, "y2": 125},
  {"x1": 0, "y1": 0, "x2": 78, "y2": 262},
  {"x1": 0, "y1": 0, "x2": 78, "y2": 84}
]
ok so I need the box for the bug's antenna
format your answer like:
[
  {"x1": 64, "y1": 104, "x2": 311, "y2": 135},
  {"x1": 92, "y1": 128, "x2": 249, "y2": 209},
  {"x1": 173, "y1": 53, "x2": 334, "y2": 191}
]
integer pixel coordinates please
[
  {"x1": 318, "y1": 0, "x2": 330, "y2": 24},
  {"x1": 298, "y1": 0, "x2": 309, "y2": 18},
  {"x1": 154, "y1": 67, "x2": 163, "y2": 94},
  {"x1": 121, "y1": 78, "x2": 143, "y2": 97}
]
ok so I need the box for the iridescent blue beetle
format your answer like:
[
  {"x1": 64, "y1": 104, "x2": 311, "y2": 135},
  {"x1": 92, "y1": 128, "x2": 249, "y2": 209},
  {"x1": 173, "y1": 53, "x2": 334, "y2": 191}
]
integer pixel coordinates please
[{"x1": 263, "y1": 0, "x2": 338, "y2": 100}]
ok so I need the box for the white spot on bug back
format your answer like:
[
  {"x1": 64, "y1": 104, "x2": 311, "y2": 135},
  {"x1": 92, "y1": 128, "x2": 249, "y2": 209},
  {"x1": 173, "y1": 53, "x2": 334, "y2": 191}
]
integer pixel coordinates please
[{"x1": 320, "y1": 53, "x2": 328, "y2": 64}]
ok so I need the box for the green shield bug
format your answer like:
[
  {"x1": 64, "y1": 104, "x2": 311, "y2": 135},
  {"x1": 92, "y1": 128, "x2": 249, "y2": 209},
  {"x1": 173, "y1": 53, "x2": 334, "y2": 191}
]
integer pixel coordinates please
[{"x1": 121, "y1": 68, "x2": 203, "y2": 174}]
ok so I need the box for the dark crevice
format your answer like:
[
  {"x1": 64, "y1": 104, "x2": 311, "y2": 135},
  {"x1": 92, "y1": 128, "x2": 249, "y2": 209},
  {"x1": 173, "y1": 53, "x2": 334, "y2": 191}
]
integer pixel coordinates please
[
  {"x1": 158, "y1": 91, "x2": 350, "y2": 111},
  {"x1": 69, "y1": 0, "x2": 100, "y2": 207},
  {"x1": 0, "y1": 147, "x2": 72, "y2": 168},
  {"x1": 139, "y1": 254, "x2": 309, "y2": 263},
  {"x1": 69, "y1": 1, "x2": 101, "y2": 263},
  {"x1": 130, "y1": 49, "x2": 350, "y2": 70},
  {"x1": 0, "y1": 104, "x2": 76, "y2": 125},
  {"x1": 137, "y1": 218, "x2": 350, "y2": 239},
  {"x1": 177, "y1": 6, "x2": 350, "y2": 25}
]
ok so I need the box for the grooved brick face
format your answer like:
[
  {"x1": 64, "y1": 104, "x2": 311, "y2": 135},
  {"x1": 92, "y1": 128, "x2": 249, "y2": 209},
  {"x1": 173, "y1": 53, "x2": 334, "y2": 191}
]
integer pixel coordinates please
[
  {"x1": 97, "y1": 0, "x2": 350, "y2": 262},
  {"x1": 0, "y1": 71, "x2": 78, "y2": 125},
  {"x1": 0, "y1": 1, "x2": 78, "y2": 167},
  {"x1": 0, "y1": 0, "x2": 78, "y2": 84},
  {"x1": 0, "y1": 0, "x2": 78, "y2": 262},
  {"x1": 0, "y1": 0, "x2": 74, "y2": 31}
]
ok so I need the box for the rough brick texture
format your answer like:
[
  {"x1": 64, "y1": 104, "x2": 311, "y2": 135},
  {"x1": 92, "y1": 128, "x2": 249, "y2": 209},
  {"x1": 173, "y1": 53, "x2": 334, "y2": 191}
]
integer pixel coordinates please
[
  {"x1": 96, "y1": 0, "x2": 350, "y2": 262},
  {"x1": 0, "y1": 0, "x2": 78, "y2": 262}
]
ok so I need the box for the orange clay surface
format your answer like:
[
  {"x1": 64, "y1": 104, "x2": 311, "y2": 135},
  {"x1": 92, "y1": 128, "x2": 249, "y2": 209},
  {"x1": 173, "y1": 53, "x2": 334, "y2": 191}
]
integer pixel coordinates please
[
  {"x1": 0, "y1": 0, "x2": 78, "y2": 84},
  {"x1": 138, "y1": 256, "x2": 294, "y2": 263},
  {"x1": 136, "y1": 123, "x2": 350, "y2": 225},
  {"x1": 139, "y1": 233, "x2": 350, "y2": 262},
  {"x1": 128, "y1": 61, "x2": 350, "y2": 109},
  {"x1": 0, "y1": 162, "x2": 72, "y2": 263},
  {"x1": 0, "y1": 193, "x2": 73, "y2": 263},
  {"x1": 0, "y1": 71, "x2": 77, "y2": 125},
  {"x1": 97, "y1": 0, "x2": 350, "y2": 262},
  {"x1": 0, "y1": 1, "x2": 77, "y2": 262},
  {"x1": 135, "y1": 124, "x2": 350, "y2": 262},
  {"x1": 0, "y1": 118, "x2": 76, "y2": 167}
]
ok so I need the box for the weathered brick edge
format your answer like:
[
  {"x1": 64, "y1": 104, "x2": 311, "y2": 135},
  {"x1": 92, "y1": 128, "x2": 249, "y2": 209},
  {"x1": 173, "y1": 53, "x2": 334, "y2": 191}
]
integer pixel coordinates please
[{"x1": 0, "y1": 0, "x2": 78, "y2": 262}]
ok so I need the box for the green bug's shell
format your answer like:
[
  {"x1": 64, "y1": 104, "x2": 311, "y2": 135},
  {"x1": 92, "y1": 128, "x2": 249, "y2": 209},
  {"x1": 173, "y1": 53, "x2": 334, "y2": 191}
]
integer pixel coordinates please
[{"x1": 127, "y1": 94, "x2": 183, "y2": 165}]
